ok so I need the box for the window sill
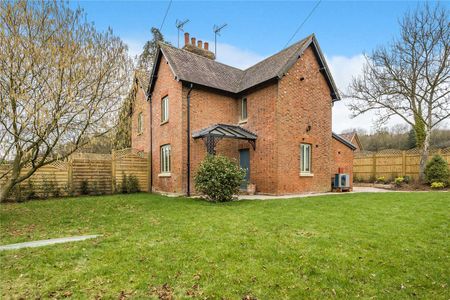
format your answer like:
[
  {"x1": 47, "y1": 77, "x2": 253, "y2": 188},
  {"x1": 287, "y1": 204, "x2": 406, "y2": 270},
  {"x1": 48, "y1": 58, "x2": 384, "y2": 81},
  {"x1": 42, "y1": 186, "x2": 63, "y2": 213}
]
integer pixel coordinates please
[
  {"x1": 158, "y1": 173, "x2": 171, "y2": 178},
  {"x1": 300, "y1": 173, "x2": 314, "y2": 177},
  {"x1": 160, "y1": 120, "x2": 169, "y2": 126},
  {"x1": 238, "y1": 119, "x2": 248, "y2": 125}
]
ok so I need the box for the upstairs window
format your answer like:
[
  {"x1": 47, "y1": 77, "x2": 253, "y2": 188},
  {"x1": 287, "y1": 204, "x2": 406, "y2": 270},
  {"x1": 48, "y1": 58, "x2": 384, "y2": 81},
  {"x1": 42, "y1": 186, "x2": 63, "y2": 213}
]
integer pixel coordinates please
[
  {"x1": 161, "y1": 96, "x2": 169, "y2": 123},
  {"x1": 137, "y1": 112, "x2": 143, "y2": 134},
  {"x1": 300, "y1": 144, "x2": 312, "y2": 174},
  {"x1": 240, "y1": 98, "x2": 248, "y2": 121},
  {"x1": 160, "y1": 144, "x2": 171, "y2": 173}
]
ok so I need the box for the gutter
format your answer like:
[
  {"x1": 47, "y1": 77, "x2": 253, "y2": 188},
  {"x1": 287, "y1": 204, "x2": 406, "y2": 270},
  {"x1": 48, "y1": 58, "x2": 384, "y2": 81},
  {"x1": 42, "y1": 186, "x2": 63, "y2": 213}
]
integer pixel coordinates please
[{"x1": 186, "y1": 83, "x2": 194, "y2": 196}]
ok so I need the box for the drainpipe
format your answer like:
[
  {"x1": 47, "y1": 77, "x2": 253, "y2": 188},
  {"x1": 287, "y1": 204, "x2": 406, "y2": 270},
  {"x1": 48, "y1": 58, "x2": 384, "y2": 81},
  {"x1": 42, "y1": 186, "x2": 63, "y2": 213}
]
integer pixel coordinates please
[
  {"x1": 186, "y1": 83, "x2": 194, "y2": 196},
  {"x1": 149, "y1": 93, "x2": 153, "y2": 193}
]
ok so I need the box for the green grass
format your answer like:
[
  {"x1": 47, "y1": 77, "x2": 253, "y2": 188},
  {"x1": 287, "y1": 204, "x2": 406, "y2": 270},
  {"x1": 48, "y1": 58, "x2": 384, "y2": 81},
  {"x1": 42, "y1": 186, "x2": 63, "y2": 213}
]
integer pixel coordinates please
[{"x1": 0, "y1": 192, "x2": 449, "y2": 299}]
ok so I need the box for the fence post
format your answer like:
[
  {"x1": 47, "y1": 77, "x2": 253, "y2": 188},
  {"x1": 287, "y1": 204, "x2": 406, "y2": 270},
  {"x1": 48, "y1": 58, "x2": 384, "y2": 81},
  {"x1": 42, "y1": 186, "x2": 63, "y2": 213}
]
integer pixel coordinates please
[
  {"x1": 402, "y1": 150, "x2": 406, "y2": 177},
  {"x1": 68, "y1": 156, "x2": 73, "y2": 195},
  {"x1": 111, "y1": 150, "x2": 116, "y2": 194},
  {"x1": 372, "y1": 153, "x2": 377, "y2": 180}
]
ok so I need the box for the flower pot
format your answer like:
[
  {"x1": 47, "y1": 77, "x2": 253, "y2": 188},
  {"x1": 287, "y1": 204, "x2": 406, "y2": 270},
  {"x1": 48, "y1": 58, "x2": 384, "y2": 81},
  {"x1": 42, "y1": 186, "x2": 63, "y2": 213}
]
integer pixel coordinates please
[{"x1": 247, "y1": 183, "x2": 256, "y2": 195}]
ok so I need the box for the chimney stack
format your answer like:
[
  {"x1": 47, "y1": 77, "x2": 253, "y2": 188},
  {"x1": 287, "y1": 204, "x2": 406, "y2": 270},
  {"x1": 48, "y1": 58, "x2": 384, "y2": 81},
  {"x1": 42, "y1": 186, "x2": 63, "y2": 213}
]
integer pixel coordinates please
[
  {"x1": 182, "y1": 33, "x2": 215, "y2": 60},
  {"x1": 184, "y1": 32, "x2": 189, "y2": 46}
]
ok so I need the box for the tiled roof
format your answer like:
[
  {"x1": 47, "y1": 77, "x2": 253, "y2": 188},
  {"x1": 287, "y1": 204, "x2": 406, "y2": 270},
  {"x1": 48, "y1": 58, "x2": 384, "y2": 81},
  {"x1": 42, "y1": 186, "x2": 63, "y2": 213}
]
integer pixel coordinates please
[
  {"x1": 149, "y1": 34, "x2": 339, "y2": 99},
  {"x1": 339, "y1": 132, "x2": 356, "y2": 143},
  {"x1": 135, "y1": 69, "x2": 150, "y2": 93},
  {"x1": 160, "y1": 43, "x2": 243, "y2": 93},
  {"x1": 332, "y1": 132, "x2": 357, "y2": 150}
]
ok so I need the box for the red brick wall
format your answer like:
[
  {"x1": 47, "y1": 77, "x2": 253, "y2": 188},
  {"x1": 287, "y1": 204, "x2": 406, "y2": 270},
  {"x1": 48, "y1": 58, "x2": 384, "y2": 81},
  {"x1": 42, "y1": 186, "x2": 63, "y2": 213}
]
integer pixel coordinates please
[
  {"x1": 276, "y1": 46, "x2": 334, "y2": 194},
  {"x1": 150, "y1": 57, "x2": 184, "y2": 194},
  {"x1": 131, "y1": 84, "x2": 150, "y2": 152},
  {"x1": 183, "y1": 86, "x2": 240, "y2": 194},
  {"x1": 331, "y1": 138, "x2": 354, "y2": 187},
  {"x1": 239, "y1": 83, "x2": 278, "y2": 194}
]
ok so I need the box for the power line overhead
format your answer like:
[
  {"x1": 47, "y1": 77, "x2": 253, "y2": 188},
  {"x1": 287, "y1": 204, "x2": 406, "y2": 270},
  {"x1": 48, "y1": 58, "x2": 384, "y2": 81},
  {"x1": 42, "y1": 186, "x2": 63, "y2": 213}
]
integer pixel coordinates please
[
  {"x1": 284, "y1": 0, "x2": 321, "y2": 48},
  {"x1": 159, "y1": 0, "x2": 173, "y2": 31}
]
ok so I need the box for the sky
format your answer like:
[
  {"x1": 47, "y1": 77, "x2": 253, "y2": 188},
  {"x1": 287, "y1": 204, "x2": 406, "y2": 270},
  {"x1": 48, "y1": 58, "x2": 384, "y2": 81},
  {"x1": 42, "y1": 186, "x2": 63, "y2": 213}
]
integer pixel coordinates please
[{"x1": 71, "y1": 0, "x2": 449, "y2": 133}]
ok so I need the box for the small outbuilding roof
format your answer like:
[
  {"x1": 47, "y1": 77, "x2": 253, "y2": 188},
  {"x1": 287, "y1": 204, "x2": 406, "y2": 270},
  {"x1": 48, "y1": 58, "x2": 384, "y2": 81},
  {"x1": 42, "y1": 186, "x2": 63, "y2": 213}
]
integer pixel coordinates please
[{"x1": 332, "y1": 132, "x2": 357, "y2": 150}]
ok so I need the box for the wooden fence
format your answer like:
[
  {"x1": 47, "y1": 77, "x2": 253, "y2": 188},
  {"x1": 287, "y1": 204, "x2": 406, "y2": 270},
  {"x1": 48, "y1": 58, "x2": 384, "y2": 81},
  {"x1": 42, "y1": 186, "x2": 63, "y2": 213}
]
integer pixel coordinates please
[
  {"x1": 353, "y1": 148, "x2": 450, "y2": 181},
  {"x1": 0, "y1": 148, "x2": 150, "y2": 199}
]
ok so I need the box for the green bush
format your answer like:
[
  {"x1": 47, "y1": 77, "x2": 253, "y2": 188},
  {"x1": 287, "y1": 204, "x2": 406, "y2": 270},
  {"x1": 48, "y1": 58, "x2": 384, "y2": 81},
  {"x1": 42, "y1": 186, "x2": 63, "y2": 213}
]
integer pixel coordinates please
[
  {"x1": 376, "y1": 176, "x2": 386, "y2": 184},
  {"x1": 403, "y1": 176, "x2": 411, "y2": 184},
  {"x1": 80, "y1": 180, "x2": 89, "y2": 195},
  {"x1": 121, "y1": 173, "x2": 128, "y2": 193},
  {"x1": 194, "y1": 155, "x2": 246, "y2": 202},
  {"x1": 24, "y1": 180, "x2": 37, "y2": 200},
  {"x1": 394, "y1": 177, "x2": 404, "y2": 187},
  {"x1": 430, "y1": 182, "x2": 445, "y2": 189},
  {"x1": 424, "y1": 155, "x2": 449, "y2": 185},
  {"x1": 126, "y1": 175, "x2": 140, "y2": 193},
  {"x1": 119, "y1": 173, "x2": 140, "y2": 194}
]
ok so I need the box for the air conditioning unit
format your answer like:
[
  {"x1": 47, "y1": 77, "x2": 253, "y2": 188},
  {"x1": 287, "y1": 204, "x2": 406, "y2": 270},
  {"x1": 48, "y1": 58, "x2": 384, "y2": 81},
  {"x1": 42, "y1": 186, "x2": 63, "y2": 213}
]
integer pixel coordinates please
[{"x1": 333, "y1": 173, "x2": 350, "y2": 189}]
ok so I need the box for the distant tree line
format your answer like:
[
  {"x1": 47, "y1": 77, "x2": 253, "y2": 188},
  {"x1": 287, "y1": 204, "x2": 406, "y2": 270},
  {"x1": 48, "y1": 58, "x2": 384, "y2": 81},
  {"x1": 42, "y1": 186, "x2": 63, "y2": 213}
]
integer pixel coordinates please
[{"x1": 343, "y1": 125, "x2": 450, "y2": 152}]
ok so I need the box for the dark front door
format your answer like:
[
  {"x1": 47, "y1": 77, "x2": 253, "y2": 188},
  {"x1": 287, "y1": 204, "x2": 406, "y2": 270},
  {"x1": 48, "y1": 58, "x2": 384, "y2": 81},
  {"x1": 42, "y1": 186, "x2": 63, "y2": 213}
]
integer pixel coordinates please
[{"x1": 239, "y1": 149, "x2": 250, "y2": 189}]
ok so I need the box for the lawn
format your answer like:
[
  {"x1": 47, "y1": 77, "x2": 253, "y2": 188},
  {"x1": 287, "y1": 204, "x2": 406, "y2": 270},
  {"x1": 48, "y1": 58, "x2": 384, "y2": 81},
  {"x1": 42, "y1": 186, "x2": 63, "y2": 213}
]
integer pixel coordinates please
[{"x1": 0, "y1": 193, "x2": 449, "y2": 299}]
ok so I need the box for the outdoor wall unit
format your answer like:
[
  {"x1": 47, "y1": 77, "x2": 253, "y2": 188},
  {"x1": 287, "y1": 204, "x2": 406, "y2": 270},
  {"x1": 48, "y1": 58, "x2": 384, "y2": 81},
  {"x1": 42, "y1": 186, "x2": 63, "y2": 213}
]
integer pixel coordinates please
[{"x1": 333, "y1": 174, "x2": 350, "y2": 189}]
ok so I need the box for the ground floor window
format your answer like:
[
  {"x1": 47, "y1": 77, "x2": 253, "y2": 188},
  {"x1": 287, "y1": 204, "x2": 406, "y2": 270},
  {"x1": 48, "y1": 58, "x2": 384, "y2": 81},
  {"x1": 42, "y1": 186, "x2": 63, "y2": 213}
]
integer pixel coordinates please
[
  {"x1": 160, "y1": 144, "x2": 171, "y2": 173},
  {"x1": 300, "y1": 143, "x2": 311, "y2": 174}
]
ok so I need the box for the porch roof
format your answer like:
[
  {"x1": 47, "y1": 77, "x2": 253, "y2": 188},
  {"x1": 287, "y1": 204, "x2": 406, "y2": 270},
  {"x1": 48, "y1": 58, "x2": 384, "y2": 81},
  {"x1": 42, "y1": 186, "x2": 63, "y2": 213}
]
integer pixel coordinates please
[{"x1": 192, "y1": 124, "x2": 257, "y2": 141}]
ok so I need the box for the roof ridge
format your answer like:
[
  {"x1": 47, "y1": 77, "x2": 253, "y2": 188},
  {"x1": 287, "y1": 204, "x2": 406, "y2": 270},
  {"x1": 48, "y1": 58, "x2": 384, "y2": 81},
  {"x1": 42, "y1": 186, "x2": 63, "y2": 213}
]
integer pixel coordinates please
[{"x1": 241, "y1": 34, "x2": 313, "y2": 72}]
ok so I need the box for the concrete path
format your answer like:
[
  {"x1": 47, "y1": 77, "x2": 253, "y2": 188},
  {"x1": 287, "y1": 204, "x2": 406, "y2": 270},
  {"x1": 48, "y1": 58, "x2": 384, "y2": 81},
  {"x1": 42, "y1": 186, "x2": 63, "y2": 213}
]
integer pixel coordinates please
[
  {"x1": 238, "y1": 186, "x2": 391, "y2": 200},
  {"x1": 0, "y1": 235, "x2": 101, "y2": 251}
]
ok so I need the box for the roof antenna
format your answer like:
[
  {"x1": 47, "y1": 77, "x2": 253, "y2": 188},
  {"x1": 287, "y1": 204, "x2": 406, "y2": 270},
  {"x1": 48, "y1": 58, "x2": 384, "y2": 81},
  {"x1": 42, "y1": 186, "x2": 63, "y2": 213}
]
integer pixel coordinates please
[
  {"x1": 213, "y1": 23, "x2": 227, "y2": 57},
  {"x1": 176, "y1": 19, "x2": 189, "y2": 48}
]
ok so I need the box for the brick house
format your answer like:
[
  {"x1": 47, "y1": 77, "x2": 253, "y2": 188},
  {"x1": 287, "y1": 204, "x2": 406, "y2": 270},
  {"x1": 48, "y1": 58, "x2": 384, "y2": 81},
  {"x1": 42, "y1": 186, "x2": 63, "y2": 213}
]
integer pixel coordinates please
[
  {"x1": 131, "y1": 33, "x2": 356, "y2": 195},
  {"x1": 339, "y1": 131, "x2": 363, "y2": 151}
]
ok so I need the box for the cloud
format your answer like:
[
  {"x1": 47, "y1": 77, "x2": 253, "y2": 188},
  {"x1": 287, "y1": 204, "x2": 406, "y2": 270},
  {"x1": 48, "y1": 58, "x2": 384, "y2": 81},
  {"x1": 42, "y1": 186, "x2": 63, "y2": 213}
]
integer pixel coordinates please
[
  {"x1": 214, "y1": 43, "x2": 266, "y2": 69},
  {"x1": 327, "y1": 54, "x2": 404, "y2": 133}
]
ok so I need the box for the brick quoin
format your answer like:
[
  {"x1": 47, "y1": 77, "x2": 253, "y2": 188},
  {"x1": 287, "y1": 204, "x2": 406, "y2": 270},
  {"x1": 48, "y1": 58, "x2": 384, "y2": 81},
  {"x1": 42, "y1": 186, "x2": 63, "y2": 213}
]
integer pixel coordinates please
[{"x1": 131, "y1": 43, "x2": 354, "y2": 195}]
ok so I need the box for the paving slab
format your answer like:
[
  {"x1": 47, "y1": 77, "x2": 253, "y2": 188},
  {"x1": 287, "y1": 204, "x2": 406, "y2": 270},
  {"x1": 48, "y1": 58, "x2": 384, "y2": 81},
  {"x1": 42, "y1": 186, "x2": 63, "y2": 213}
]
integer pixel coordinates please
[
  {"x1": 238, "y1": 186, "x2": 392, "y2": 200},
  {"x1": 0, "y1": 235, "x2": 101, "y2": 251}
]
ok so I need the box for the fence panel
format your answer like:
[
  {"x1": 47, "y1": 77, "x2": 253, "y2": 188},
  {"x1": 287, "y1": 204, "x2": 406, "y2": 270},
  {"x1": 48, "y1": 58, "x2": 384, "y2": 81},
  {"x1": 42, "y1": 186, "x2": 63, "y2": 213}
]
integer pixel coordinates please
[
  {"x1": 0, "y1": 148, "x2": 150, "y2": 199},
  {"x1": 354, "y1": 148, "x2": 450, "y2": 181},
  {"x1": 70, "y1": 153, "x2": 112, "y2": 195},
  {"x1": 112, "y1": 149, "x2": 149, "y2": 192}
]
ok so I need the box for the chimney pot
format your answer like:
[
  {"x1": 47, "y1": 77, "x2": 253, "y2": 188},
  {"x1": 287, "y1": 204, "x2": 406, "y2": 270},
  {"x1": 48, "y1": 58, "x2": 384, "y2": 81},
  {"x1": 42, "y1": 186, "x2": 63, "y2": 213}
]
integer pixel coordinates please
[
  {"x1": 204, "y1": 42, "x2": 209, "y2": 50},
  {"x1": 191, "y1": 37, "x2": 196, "y2": 45},
  {"x1": 197, "y1": 40, "x2": 202, "y2": 48},
  {"x1": 184, "y1": 32, "x2": 190, "y2": 46}
]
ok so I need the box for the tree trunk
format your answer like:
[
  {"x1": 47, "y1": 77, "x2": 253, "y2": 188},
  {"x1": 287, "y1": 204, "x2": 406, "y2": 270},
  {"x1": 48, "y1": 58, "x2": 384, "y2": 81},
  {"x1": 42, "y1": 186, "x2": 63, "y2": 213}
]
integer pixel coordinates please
[
  {"x1": 418, "y1": 127, "x2": 431, "y2": 182},
  {"x1": 0, "y1": 179, "x2": 16, "y2": 202}
]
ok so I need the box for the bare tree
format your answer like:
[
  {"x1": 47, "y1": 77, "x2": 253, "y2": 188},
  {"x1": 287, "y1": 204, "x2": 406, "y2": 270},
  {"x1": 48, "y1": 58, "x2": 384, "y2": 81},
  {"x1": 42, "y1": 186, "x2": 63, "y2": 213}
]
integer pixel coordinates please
[
  {"x1": 348, "y1": 4, "x2": 449, "y2": 181},
  {"x1": 0, "y1": 1, "x2": 132, "y2": 201}
]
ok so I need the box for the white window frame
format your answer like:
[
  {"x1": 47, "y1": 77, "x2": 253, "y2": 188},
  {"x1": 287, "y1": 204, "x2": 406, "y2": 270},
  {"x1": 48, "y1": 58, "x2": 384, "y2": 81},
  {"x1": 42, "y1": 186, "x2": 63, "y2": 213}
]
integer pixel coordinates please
[
  {"x1": 160, "y1": 144, "x2": 171, "y2": 173},
  {"x1": 137, "y1": 112, "x2": 143, "y2": 134},
  {"x1": 300, "y1": 143, "x2": 312, "y2": 174},
  {"x1": 240, "y1": 98, "x2": 248, "y2": 121},
  {"x1": 161, "y1": 96, "x2": 169, "y2": 123}
]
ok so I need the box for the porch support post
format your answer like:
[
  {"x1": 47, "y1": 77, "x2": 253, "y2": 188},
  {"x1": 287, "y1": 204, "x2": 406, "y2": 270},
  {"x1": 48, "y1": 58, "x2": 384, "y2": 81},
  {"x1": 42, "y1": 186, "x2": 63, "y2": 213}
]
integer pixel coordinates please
[{"x1": 204, "y1": 135, "x2": 220, "y2": 155}]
